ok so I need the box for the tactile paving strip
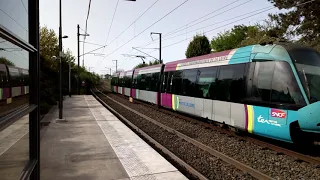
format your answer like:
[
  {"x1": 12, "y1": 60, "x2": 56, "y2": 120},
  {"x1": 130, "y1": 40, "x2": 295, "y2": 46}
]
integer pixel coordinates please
[
  {"x1": 85, "y1": 96, "x2": 157, "y2": 179},
  {"x1": 0, "y1": 116, "x2": 29, "y2": 156}
]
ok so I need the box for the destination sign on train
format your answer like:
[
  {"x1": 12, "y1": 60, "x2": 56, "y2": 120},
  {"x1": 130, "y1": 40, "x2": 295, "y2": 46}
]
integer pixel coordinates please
[{"x1": 178, "y1": 55, "x2": 228, "y2": 67}]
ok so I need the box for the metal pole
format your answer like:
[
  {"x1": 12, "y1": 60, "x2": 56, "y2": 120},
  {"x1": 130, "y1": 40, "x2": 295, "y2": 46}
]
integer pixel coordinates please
[
  {"x1": 159, "y1": 33, "x2": 162, "y2": 64},
  {"x1": 69, "y1": 61, "x2": 71, "y2": 97},
  {"x1": 113, "y1": 60, "x2": 117, "y2": 72},
  {"x1": 77, "y1": 24, "x2": 80, "y2": 95},
  {"x1": 151, "y1": 32, "x2": 162, "y2": 63},
  {"x1": 59, "y1": 0, "x2": 63, "y2": 119}
]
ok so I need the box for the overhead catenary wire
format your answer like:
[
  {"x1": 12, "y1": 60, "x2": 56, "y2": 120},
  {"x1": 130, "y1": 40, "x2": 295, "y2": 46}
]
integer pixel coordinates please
[
  {"x1": 165, "y1": 0, "x2": 243, "y2": 37},
  {"x1": 144, "y1": 6, "x2": 274, "y2": 55},
  {"x1": 164, "y1": 0, "x2": 253, "y2": 39},
  {"x1": 95, "y1": 0, "x2": 189, "y2": 66},
  {"x1": 107, "y1": 0, "x2": 164, "y2": 66},
  {"x1": 83, "y1": 0, "x2": 92, "y2": 67},
  {"x1": 80, "y1": 41, "x2": 105, "y2": 46},
  {"x1": 100, "y1": 0, "x2": 121, "y2": 54},
  {"x1": 109, "y1": 0, "x2": 316, "y2": 71},
  {"x1": 158, "y1": 0, "x2": 316, "y2": 50},
  {"x1": 143, "y1": 0, "x2": 252, "y2": 47},
  {"x1": 101, "y1": 0, "x2": 244, "y2": 68},
  {"x1": 21, "y1": 0, "x2": 28, "y2": 13},
  {"x1": 139, "y1": 0, "x2": 249, "y2": 48},
  {"x1": 79, "y1": 26, "x2": 86, "y2": 33},
  {"x1": 84, "y1": 0, "x2": 92, "y2": 41},
  {"x1": 105, "y1": 0, "x2": 161, "y2": 50},
  {"x1": 162, "y1": 8, "x2": 275, "y2": 49},
  {"x1": 79, "y1": 0, "x2": 160, "y2": 58},
  {"x1": 161, "y1": 6, "x2": 274, "y2": 41},
  {"x1": 0, "y1": 8, "x2": 28, "y2": 32}
]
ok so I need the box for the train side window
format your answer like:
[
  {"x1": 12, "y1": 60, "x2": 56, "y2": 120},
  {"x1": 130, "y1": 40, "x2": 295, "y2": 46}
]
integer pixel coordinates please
[
  {"x1": 0, "y1": 67, "x2": 7, "y2": 88},
  {"x1": 172, "y1": 71, "x2": 182, "y2": 95},
  {"x1": 215, "y1": 64, "x2": 246, "y2": 102},
  {"x1": 251, "y1": 62, "x2": 275, "y2": 102},
  {"x1": 132, "y1": 75, "x2": 138, "y2": 89},
  {"x1": 145, "y1": 73, "x2": 152, "y2": 91},
  {"x1": 0, "y1": 73, "x2": 3, "y2": 88},
  {"x1": 118, "y1": 77, "x2": 122, "y2": 86},
  {"x1": 136, "y1": 75, "x2": 141, "y2": 89},
  {"x1": 22, "y1": 70, "x2": 29, "y2": 86},
  {"x1": 137, "y1": 74, "x2": 146, "y2": 90},
  {"x1": 9, "y1": 68, "x2": 20, "y2": 87},
  {"x1": 197, "y1": 66, "x2": 218, "y2": 99},
  {"x1": 111, "y1": 77, "x2": 114, "y2": 86},
  {"x1": 151, "y1": 72, "x2": 160, "y2": 92},
  {"x1": 166, "y1": 72, "x2": 173, "y2": 94},
  {"x1": 271, "y1": 61, "x2": 305, "y2": 105},
  {"x1": 161, "y1": 72, "x2": 167, "y2": 93},
  {"x1": 123, "y1": 76, "x2": 127, "y2": 88},
  {"x1": 128, "y1": 76, "x2": 132, "y2": 88},
  {"x1": 182, "y1": 69, "x2": 197, "y2": 97}
]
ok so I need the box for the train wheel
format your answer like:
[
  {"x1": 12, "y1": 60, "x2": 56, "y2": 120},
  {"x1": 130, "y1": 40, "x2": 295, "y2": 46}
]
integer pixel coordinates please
[{"x1": 290, "y1": 121, "x2": 313, "y2": 147}]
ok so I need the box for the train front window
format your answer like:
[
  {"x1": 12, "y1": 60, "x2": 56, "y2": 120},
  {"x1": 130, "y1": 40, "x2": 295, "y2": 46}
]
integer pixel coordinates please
[{"x1": 290, "y1": 48, "x2": 320, "y2": 103}]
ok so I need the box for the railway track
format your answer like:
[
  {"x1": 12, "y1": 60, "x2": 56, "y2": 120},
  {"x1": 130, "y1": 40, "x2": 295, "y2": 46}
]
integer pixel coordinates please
[
  {"x1": 102, "y1": 88, "x2": 320, "y2": 167},
  {"x1": 140, "y1": 99, "x2": 320, "y2": 165},
  {"x1": 92, "y1": 88, "x2": 273, "y2": 180}
]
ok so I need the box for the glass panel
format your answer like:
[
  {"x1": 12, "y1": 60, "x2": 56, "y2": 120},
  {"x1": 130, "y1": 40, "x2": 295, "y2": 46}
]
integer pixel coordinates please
[
  {"x1": 0, "y1": 0, "x2": 29, "y2": 42},
  {"x1": 182, "y1": 69, "x2": 197, "y2": 96},
  {"x1": 132, "y1": 75, "x2": 137, "y2": 89},
  {"x1": 0, "y1": 114, "x2": 30, "y2": 180},
  {"x1": 291, "y1": 48, "x2": 320, "y2": 103},
  {"x1": 216, "y1": 64, "x2": 246, "y2": 102},
  {"x1": 197, "y1": 66, "x2": 217, "y2": 98},
  {"x1": 151, "y1": 72, "x2": 159, "y2": 92},
  {"x1": 271, "y1": 61, "x2": 305, "y2": 105},
  {"x1": 137, "y1": 74, "x2": 146, "y2": 90},
  {"x1": 0, "y1": 37, "x2": 29, "y2": 118},
  {"x1": 162, "y1": 72, "x2": 168, "y2": 93},
  {"x1": 172, "y1": 71, "x2": 182, "y2": 95},
  {"x1": 145, "y1": 73, "x2": 152, "y2": 91},
  {"x1": 251, "y1": 62, "x2": 275, "y2": 102},
  {"x1": 0, "y1": 38, "x2": 29, "y2": 179}
]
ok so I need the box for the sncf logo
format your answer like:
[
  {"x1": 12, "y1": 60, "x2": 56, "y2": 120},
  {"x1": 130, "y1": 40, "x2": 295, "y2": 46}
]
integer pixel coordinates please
[{"x1": 271, "y1": 109, "x2": 286, "y2": 118}]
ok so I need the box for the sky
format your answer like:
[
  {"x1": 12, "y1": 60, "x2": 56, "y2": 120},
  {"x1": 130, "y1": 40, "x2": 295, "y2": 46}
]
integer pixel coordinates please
[{"x1": 39, "y1": 0, "x2": 281, "y2": 75}]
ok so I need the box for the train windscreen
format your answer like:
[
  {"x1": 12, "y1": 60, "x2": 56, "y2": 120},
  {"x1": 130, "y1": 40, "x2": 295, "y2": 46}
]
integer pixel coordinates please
[{"x1": 290, "y1": 48, "x2": 320, "y2": 103}]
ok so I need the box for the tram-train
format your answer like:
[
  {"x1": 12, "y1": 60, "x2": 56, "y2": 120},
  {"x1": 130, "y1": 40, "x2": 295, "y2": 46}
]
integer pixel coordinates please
[
  {"x1": 0, "y1": 64, "x2": 29, "y2": 116},
  {"x1": 111, "y1": 42, "x2": 320, "y2": 144}
]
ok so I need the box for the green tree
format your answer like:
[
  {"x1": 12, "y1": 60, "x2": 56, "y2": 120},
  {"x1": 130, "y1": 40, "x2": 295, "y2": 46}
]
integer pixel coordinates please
[
  {"x1": 40, "y1": 26, "x2": 59, "y2": 68},
  {"x1": 0, "y1": 57, "x2": 15, "y2": 66},
  {"x1": 185, "y1": 35, "x2": 211, "y2": 58},
  {"x1": 210, "y1": 20, "x2": 286, "y2": 52},
  {"x1": 39, "y1": 26, "x2": 101, "y2": 114},
  {"x1": 211, "y1": 25, "x2": 251, "y2": 52},
  {"x1": 240, "y1": 21, "x2": 286, "y2": 47},
  {"x1": 268, "y1": 0, "x2": 320, "y2": 45},
  {"x1": 135, "y1": 59, "x2": 160, "y2": 69}
]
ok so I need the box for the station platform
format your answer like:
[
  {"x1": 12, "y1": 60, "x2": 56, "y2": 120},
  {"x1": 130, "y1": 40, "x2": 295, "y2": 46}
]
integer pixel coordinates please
[{"x1": 40, "y1": 95, "x2": 187, "y2": 180}]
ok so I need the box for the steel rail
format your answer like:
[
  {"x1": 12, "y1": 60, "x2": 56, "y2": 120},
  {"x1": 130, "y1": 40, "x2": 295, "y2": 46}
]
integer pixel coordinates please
[
  {"x1": 108, "y1": 90, "x2": 320, "y2": 166},
  {"x1": 95, "y1": 89, "x2": 273, "y2": 180},
  {"x1": 91, "y1": 90, "x2": 208, "y2": 180}
]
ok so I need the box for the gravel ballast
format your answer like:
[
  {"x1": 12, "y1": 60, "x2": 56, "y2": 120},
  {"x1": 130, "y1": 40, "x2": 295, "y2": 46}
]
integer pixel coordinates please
[
  {"x1": 105, "y1": 92, "x2": 320, "y2": 180},
  {"x1": 96, "y1": 92, "x2": 255, "y2": 180}
]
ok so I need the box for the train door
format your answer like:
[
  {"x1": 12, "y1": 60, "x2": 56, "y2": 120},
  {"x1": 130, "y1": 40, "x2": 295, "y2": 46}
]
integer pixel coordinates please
[
  {"x1": 0, "y1": 65, "x2": 10, "y2": 100},
  {"x1": 19, "y1": 69, "x2": 25, "y2": 95},
  {"x1": 161, "y1": 72, "x2": 172, "y2": 108}
]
